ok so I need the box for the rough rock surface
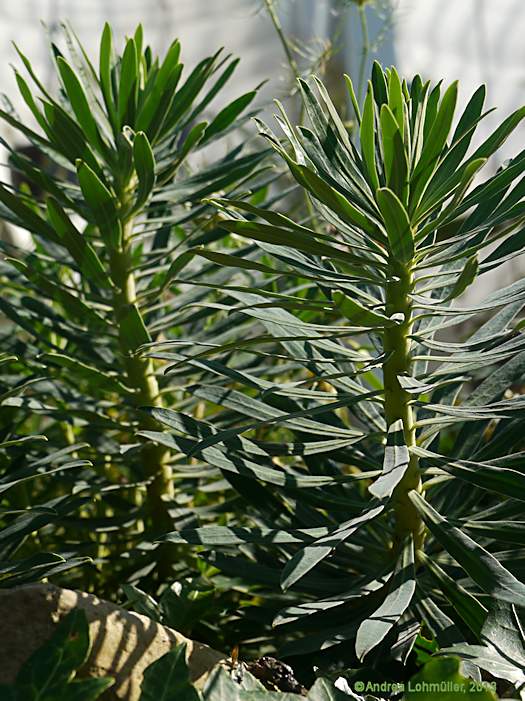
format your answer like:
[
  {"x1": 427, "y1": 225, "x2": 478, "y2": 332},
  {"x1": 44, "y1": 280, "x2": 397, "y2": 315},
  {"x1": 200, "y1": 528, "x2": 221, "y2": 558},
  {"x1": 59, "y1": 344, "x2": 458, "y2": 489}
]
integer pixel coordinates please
[{"x1": 0, "y1": 583, "x2": 225, "y2": 700}]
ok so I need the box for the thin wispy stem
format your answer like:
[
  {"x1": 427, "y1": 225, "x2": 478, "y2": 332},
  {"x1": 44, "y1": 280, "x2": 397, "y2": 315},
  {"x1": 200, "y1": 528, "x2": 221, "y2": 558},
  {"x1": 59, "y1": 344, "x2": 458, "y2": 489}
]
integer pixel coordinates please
[
  {"x1": 263, "y1": 0, "x2": 300, "y2": 82},
  {"x1": 262, "y1": 0, "x2": 318, "y2": 224},
  {"x1": 357, "y1": 2, "x2": 370, "y2": 102}
]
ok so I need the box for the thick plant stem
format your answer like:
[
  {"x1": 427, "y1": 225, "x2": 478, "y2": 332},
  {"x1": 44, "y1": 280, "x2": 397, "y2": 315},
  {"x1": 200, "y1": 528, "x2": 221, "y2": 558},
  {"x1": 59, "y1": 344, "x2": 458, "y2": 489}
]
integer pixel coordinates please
[
  {"x1": 109, "y1": 213, "x2": 173, "y2": 537},
  {"x1": 383, "y1": 261, "x2": 425, "y2": 551}
]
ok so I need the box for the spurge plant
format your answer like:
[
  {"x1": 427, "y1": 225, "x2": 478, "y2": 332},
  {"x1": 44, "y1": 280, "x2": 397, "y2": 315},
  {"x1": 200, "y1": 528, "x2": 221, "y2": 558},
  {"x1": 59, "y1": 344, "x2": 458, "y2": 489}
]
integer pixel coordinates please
[
  {"x1": 149, "y1": 64, "x2": 525, "y2": 686},
  {"x1": 0, "y1": 23, "x2": 266, "y2": 587}
]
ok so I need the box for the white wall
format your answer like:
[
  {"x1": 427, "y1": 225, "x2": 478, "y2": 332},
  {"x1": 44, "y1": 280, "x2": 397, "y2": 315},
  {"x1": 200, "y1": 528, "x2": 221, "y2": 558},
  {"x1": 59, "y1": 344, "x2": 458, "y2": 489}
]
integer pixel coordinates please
[
  {"x1": 395, "y1": 0, "x2": 525, "y2": 304},
  {"x1": 395, "y1": 0, "x2": 525, "y2": 167}
]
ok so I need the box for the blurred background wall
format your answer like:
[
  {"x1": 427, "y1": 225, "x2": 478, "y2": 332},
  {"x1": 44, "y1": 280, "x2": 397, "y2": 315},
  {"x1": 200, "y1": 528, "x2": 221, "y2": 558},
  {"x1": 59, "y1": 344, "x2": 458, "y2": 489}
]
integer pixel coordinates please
[
  {"x1": 1, "y1": 0, "x2": 525, "y2": 299},
  {"x1": 3, "y1": 0, "x2": 524, "y2": 155}
]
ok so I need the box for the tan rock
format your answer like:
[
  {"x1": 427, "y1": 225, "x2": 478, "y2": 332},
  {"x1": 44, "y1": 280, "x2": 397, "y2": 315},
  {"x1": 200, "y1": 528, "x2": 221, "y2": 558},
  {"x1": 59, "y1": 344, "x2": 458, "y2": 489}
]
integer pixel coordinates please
[{"x1": 0, "y1": 583, "x2": 226, "y2": 700}]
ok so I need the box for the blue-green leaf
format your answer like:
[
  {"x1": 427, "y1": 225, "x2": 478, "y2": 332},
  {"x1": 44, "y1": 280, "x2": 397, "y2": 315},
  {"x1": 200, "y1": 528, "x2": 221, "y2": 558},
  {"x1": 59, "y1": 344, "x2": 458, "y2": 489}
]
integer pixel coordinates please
[{"x1": 376, "y1": 187, "x2": 414, "y2": 262}]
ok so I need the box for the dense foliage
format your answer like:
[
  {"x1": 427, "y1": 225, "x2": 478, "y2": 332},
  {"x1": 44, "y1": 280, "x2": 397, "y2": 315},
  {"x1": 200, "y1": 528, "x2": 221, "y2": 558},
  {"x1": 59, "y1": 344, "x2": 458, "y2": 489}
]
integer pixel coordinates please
[
  {"x1": 0, "y1": 22, "x2": 524, "y2": 699},
  {"x1": 0, "y1": 23, "x2": 269, "y2": 593},
  {"x1": 150, "y1": 65, "x2": 525, "y2": 688}
]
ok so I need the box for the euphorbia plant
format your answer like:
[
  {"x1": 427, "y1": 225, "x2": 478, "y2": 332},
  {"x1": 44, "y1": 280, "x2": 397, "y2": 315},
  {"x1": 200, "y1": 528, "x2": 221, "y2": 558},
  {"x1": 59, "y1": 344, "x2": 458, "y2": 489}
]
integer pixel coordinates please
[
  {"x1": 149, "y1": 64, "x2": 525, "y2": 683},
  {"x1": 0, "y1": 352, "x2": 92, "y2": 585},
  {"x1": 0, "y1": 23, "x2": 267, "y2": 584}
]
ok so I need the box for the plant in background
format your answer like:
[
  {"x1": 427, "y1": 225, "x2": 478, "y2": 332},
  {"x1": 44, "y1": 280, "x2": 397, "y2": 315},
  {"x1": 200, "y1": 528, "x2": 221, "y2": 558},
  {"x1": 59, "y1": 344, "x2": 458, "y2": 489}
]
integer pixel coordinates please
[
  {"x1": 0, "y1": 23, "x2": 269, "y2": 589},
  {"x1": 148, "y1": 64, "x2": 525, "y2": 690},
  {"x1": 0, "y1": 352, "x2": 91, "y2": 585}
]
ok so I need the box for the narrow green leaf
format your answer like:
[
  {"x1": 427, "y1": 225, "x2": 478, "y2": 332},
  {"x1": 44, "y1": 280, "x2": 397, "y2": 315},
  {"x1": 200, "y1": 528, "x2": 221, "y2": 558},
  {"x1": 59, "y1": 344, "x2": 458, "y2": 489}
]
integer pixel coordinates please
[
  {"x1": 376, "y1": 187, "x2": 414, "y2": 262},
  {"x1": 0, "y1": 184, "x2": 58, "y2": 243},
  {"x1": 133, "y1": 131, "x2": 156, "y2": 210},
  {"x1": 344, "y1": 73, "x2": 361, "y2": 125},
  {"x1": 38, "y1": 353, "x2": 132, "y2": 395},
  {"x1": 387, "y1": 67, "x2": 405, "y2": 133},
  {"x1": 369, "y1": 419, "x2": 410, "y2": 499},
  {"x1": 414, "y1": 446, "x2": 525, "y2": 501},
  {"x1": 159, "y1": 121, "x2": 207, "y2": 181},
  {"x1": 423, "y1": 85, "x2": 487, "y2": 199},
  {"x1": 379, "y1": 104, "x2": 400, "y2": 186},
  {"x1": 135, "y1": 39, "x2": 181, "y2": 135},
  {"x1": 286, "y1": 162, "x2": 376, "y2": 234},
  {"x1": 333, "y1": 290, "x2": 391, "y2": 327},
  {"x1": 203, "y1": 90, "x2": 256, "y2": 142},
  {"x1": 355, "y1": 536, "x2": 415, "y2": 660},
  {"x1": 142, "y1": 431, "x2": 365, "y2": 489},
  {"x1": 46, "y1": 197, "x2": 109, "y2": 286},
  {"x1": 76, "y1": 160, "x2": 121, "y2": 246},
  {"x1": 422, "y1": 82, "x2": 442, "y2": 142},
  {"x1": 13, "y1": 43, "x2": 53, "y2": 100},
  {"x1": 0, "y1": 435, "x2": 47, "y2": 450},
  {"x1": 14, "y1": 71, "x2": 50, "y2": 133},
  {"x1": 461, "y1": 520, "x2": 525, "y2": 545},
  {"x1": 183, "y1": 56, "x2": 239, "y2": 127},
  {"x1": 121, "y1": 584, "x2": 160, "y2": 621},
  {"x1": 118, "y1": 38, "x2": 138, "y2": 127},
  {"x1": 42, "y1": 101, "x2": 100, "y2": 172},
  {"x1": 0, "y1": 463, "x2": 90, "y2": 501},
  {"x1": 389, "y1": 128, "x2": 409, "y2": 203},
  {"x1": 360, "y1": 83, "x2": 380, "y2": 190},
  {"x1": 219, "y1": 219, "x2": 374, "y2": 271},
  {"x1": 118, "y1": 303, "x2": 151, "y2": 352},
  {"x1": 99, "y1": 22, "x2": 117, "y2": 129},
  {"x1": 7, "y1": 257, "x2": 109, "y2": 328},
  {"x1": 419, "y1": 550, "x2": 487, "y2": 637},
  {"x1": 134, "y1": 24, "x2": 144, "y2": 58},
  {"x1": 371, "y1": 61, "x2": 388, "y2": 107},
  {"x1": 160, "y1": 526, "x2": 334, "y2": 546},
  {"x1": 161, "y1": 54, "x2": 218, "y2": 135},
  {"x1": 410, "y1": 81, "x2": 458, "y2": 208},
  {"x1": 443, "y1": 255, "x2": 478, "y2": 301},
  {"x1": 410, "y1": 491, "x2": 525, "y2": 607},
  {"x1": 57, "y1": 57, "x2": 101, "y2": 148},
  {"x1": 280, "y1": 504, "x2": 384, "y2": 590},
  {"x1": 470, "y1": 105, "x2": 525, "y2": 163}
]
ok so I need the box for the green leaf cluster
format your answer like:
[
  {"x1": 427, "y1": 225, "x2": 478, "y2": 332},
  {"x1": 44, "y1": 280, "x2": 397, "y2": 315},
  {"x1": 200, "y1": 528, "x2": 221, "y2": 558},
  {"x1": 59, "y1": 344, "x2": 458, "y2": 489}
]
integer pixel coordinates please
[{"x1": 147, "y1": 64, "x2": 525, "y2": 686}]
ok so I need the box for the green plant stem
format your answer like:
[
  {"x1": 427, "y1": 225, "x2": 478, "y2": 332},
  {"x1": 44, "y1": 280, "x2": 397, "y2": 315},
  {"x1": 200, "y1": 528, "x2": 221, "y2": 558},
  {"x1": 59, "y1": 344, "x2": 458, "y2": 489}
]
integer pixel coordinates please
[
  {"x1": 357, "y1": 3, "x2": 370, "y2": 103},
  {"x1": 383, "y1": 261, "x2": 424, "y2": 551},
  {"x1": 109, "y1": 211, "x2": 174, "y2": 538}
]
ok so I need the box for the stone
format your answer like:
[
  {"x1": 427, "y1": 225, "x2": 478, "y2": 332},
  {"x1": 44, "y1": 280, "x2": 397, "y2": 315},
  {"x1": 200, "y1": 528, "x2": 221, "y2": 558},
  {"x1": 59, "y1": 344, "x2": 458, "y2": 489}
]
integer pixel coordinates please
[{"x1": 0, "y1": 583, "x2": 226, "y2": 700}]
